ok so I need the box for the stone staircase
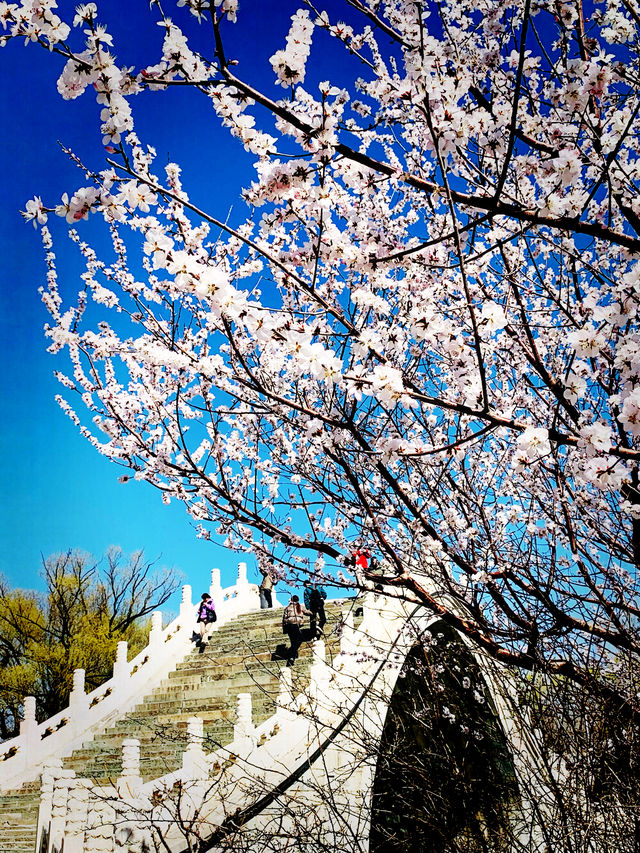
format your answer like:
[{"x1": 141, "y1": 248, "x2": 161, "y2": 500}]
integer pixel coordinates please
[
  {"x1": 0, "y1": 782, "x2": 40, "y2": 853},
  {"x1": 0, "y1": 602, "x2": 352, "y2": 853}
]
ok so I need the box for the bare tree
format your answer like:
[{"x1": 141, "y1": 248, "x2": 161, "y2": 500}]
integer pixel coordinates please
[{"x1": 0, "y1": 549, "x2": 180, "y2": 734}]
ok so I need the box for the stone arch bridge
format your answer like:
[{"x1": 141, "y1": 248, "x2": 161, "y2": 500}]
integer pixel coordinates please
[{"x1": 0, "y1": 562, "x2": 547, "y2": 852}]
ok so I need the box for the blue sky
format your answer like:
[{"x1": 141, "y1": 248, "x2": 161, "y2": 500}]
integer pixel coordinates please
[{"x1": 0, "y1": 0, "x2": 357, "y2": 599}]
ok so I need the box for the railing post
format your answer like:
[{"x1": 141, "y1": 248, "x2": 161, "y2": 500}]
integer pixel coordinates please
[
  {"x1": 149, "y1": 610, "x2": 163, "y2": 647},
  {"x1": 234, "y1": 692, "x2": 256, "y2": 754},
  {"x1": 179, "y1": 584, "x2": 193, "y2": 619},
  {"x1": 113, "y1": 641, "x2": 129, "y2": 687},
  {"x1": 70, "y1": 669, "x2": 89, "y2": 733},
  {"x1": 182, "y1": 716, "x2": 208, "y2": 780},
  {"x1": 20, "y1": 696, "x2": 39, "y2": 767},
  {"x1": 209, "y1": 568, "x2": 222, "y2": 612},
  {"x1": 49, "y1": 768, "x2": 75, "y2": 853},
  {"x1": 117, "y1": 738, "x2": 142, "y2": 796},
  {"x1": 36, "y1": 758, "x2": 62, "y2": 853},
  {"x1": 236, "y1": 560, "x2": 259, "y2": 611}
]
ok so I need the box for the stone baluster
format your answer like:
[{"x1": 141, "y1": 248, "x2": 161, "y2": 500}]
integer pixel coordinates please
[
  {"x1": 36, "y1": 758, "x2": 63, "y2": 853},
  {"x1": 179, "y1": 584, "x2": 193, "y2": 619},
  {"x1": 117, "y1": 738, "x2": 142, "y2": 796},
  {"x1": 234, "y1": 692, "x2": 256, "y2": 754},
  {"x1": 149, "y1": 610, "x2": 163, "y2": 647},
  {"x1": 209, "y1": 568, "x2": 222, "y2": 613},
  {"x1": 63, "y1": 778, "x2": 89, "y2": 853},
  {"x1": 235, "y1": 560, "x2": 258, "y2": 611},
  {"x1": 182, "y1": 716, "x2": 208, "y2": 780},
  {"x1": 20, "y1": 695, "x2": 39, "y2": 766},
  {"x1": 120, "y1": 738, "x2": 141, "y2": 777},
  {"x1": 49, "y1": 768, "x2": 75, "y2": 853},
  {"x1": 112, "y1": 641, "x2": 129, "y2": 686},
  {"x1": 70, "y1": 669, "x2": 89, "y2": 731},
  {"x1": 71, "y1": 667, "x2": 85, "y2": 701},
  {"x1": 277, "y1": 667, "x2": 294, "y2": 720},
  {"x1": 309, "y1": 639, "x2": 329, "y2": 698}
]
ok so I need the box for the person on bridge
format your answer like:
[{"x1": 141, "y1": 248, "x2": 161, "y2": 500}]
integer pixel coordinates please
[
  {"x1": 196, "y1": 593, "x2": 217, "y2": 652},
  {"x1": 303, "y1": 580, "x2": 327, "y2": 638},
  {"x1": 344, "y1": 546, "x2": 372, "y2": 589},
  {"x1": 282, "y1": 595, "x2": 312, "y2": 667},
  {"x1": 258, "y1": 566, "x2": 276, "y2": 609}
]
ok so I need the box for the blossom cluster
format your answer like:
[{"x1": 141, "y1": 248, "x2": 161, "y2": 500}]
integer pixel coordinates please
[{"x1": 270, "y1": 10, "x2": 313, "y2": 88}]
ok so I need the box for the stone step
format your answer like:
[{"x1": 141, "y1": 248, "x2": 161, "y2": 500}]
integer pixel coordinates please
[
  {"x1": 2, "y1": 825, "x2": 38, "y2": 833},
  {"x1": 152, "y1": 669, "x2": 281, "y2": 693},
  {"x1": 133, "y1": 690, "x2": 278, "y2": 713},
  {"x1": 171, "y1": 642, "x2": 340, "y2": 675},
  {"x1": 0, "y1": 795, "x2": 40, "y2": 807}
]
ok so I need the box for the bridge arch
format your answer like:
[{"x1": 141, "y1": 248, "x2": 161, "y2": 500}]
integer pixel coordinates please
[{"x1": 369, "y1": 623, "x2": 518, "y2": 853}]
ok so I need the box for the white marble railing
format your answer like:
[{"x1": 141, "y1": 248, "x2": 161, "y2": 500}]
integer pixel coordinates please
[{"x1": 0, "y1": 562, "x2": 277, "y2": 793}]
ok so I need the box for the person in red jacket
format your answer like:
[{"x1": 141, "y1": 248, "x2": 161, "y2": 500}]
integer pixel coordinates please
[
  {"x1": 345, "y1": 546, "x2": 372, "y2": 586},
  {"x1": 354, "y1": 548, "x2": 371, "y2": 571}
]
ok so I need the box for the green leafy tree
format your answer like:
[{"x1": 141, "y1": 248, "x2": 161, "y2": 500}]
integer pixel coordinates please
[{"x1": 0, "y1": 548, "x2": 180, "y2": 739}]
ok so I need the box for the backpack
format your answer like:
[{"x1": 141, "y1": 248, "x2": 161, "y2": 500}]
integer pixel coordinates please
[
  {"x1": 198, "y1": 601, "x2": 217, "y2": 624},
  {"x1": 309, "y1": 588, "x2": 323, "y2": 609},
  {"x1": 282, "y1": 603, "x2": 300, "y2": 632}
]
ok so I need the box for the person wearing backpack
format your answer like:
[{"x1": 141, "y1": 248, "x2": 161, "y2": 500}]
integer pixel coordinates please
[
  {"x1": 303, "y1": 580, "x2": 327, "y2": 638},
  {"x1": 196, "y1": 593, "x2": 217, "y2": 652},
  {"x1": 281, "y1": 595, "x2": 311, "y2": 667}
]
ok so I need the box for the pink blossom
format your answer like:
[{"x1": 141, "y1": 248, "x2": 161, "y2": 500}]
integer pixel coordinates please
[
  {"x1": 513, "y1": 427, "x2": 551, "y2": 472},
  {"x1": 22, "y1": 196, "x2": 47, "y2": 226},
  {"x1": 270, "y1": 10, "x2": 313, "y2": 88}
]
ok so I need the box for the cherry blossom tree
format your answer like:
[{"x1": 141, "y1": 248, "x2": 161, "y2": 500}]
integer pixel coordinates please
[{"x1": 4, "y1": 0, "x2": 640, "y2": 718}]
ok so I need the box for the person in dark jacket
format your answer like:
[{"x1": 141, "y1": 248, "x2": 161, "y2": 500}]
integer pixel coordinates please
[
  {"x1": 303, "y1": 580, "x2": 327, "y2": 638},
  {"x1": 282, "y1": 595, "x2": 311, "y2": 667}
]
